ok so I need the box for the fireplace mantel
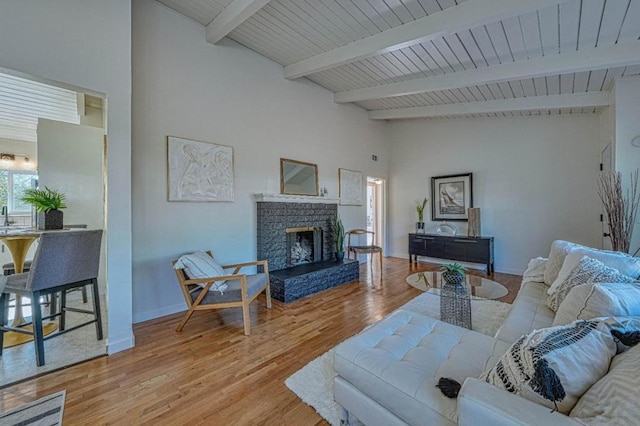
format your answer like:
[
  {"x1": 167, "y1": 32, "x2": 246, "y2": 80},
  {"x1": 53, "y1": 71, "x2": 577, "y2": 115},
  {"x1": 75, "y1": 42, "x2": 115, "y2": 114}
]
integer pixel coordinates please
[{"x1": 253, "y1": 193, "x2": 339, "y2": 204}]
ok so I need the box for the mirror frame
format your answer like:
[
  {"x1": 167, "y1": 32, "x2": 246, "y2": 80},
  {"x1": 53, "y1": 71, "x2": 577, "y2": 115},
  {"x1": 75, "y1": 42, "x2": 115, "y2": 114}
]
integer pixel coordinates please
[{"x1": 280, "y1": 158, "x2": 319, "y2": 196}]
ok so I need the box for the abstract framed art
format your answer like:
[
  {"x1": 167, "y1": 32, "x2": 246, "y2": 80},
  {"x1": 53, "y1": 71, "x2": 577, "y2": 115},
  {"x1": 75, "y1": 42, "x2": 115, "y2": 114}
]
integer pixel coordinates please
[
  {"x1": 431, "y1": 173, "x2": 473, "y2": 221},
  {"x1": 167, "y1": 136, "x2": 234, "y2": 202},
  {"x1": 339, "y1": 168, "x2": 363, "y2": 206}
]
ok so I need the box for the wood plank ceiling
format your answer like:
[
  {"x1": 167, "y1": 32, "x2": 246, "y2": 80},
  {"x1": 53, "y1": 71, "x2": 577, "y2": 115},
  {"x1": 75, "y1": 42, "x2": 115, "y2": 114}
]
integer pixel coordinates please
[{"x1": 156, "y1": 0, "x2": 640, "y2": 120}]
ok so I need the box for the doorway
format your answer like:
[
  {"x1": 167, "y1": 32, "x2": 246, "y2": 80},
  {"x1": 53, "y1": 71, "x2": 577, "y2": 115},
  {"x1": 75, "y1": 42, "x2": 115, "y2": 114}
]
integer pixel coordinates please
[{"x1": 367, "y1": 177, "x2": 385, "y2": 253}]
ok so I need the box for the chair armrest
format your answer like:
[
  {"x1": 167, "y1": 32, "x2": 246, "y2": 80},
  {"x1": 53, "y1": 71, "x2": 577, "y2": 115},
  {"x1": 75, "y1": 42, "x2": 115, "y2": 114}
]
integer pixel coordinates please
[
  {"x1": 458, "y1": 378, "x2": 582, "y2": 426},
  {"x1": 222, "y1": 260, "x2": 268, "y2": 275}
]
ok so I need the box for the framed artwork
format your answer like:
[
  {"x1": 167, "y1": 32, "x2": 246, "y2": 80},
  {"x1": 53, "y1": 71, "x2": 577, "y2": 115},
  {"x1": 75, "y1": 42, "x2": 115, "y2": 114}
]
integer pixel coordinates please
[
  {"x1": 431, "y1": 173, "x2": 473, "y2": 221},
  {"x1": 167, "y1": 136, "x2": 234, "y2": 202},
  {"x1": 339, "y1": 168, "x2": 363, "y2": 206}
]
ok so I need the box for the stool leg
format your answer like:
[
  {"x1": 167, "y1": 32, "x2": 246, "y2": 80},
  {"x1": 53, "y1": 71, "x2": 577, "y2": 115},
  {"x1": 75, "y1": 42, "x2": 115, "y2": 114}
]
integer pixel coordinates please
[
  {"x1": 32, "y1": 291, "x2": 45, "y2": 366},
  {"x1": 91, "y1": 279, "x2": 103, "y2": 340},
  {"x1": 81, "y1": 287, "x2": 88, "y2": 303},
  {"x1": 59, "y1": 291, "x2": 66, "y2": 331},
  {"x1": 0, "y1": 293, "x2": 8, "y2": 355}
]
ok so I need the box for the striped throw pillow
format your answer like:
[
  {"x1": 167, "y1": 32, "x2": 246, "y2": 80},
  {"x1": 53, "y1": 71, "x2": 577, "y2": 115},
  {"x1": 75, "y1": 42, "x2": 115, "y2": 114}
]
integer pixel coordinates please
[{"x1": 174, "y1": 251, "x2": 228, "y2": 292}]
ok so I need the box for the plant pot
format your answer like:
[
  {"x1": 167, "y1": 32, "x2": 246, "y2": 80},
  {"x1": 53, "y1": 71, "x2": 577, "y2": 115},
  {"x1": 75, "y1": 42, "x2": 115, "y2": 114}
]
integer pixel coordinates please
[
  {"x1": 335, "y1": 251, "x2": 345, "y2": 262},
  {"x1": 38, "y1": 209, "x2": 63, "y2": 230},
  {"x1": 442, "y1": 270, "x2": 464, "y2": 286},
  {"x1": 416, "y1": 222, "x2": 425, "y2": 234}
]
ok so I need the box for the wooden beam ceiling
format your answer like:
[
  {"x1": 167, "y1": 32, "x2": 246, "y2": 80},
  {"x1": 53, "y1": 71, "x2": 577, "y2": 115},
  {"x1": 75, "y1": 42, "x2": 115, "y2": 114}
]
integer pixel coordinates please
[
  {"x1": 368, "y1": 92, "x2": 611, "y2": 120},
  {"x1": 206, "y1": 0, "x2": 271, "y2": 45},
  {"x1": 335, "y1": 42, "x2": 640, "y2": 103},
  {"x1": 283, "y1": 0, "x2": 572, "y2": 80}
]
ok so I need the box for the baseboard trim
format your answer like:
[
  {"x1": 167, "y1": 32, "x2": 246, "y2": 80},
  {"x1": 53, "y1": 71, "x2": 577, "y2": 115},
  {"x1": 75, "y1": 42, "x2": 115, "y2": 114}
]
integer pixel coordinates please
[
  {"x1": 133, "y1": 303, "x2": 186, "y2": 325},
  {"x1": 107, "y1": 334, "x2": 135, "y2": 354}
]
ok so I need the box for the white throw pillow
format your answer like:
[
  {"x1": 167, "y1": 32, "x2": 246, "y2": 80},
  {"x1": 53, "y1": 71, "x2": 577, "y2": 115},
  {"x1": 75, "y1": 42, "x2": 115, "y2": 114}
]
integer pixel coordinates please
[
  {"x1": 544, "y1": 240, "x2": 579, "y2": 286},
  {"x1": 547, "y1": 256, "x2": 636, "y2": 312},
  {"x1": 548, "y1": 247, "x2": 640, "y2": 296},
  {"x1": 553, "y1": 282, "x2": 640, "y2": 326},
  {"x1": 174, "y1": 250, "x2": 228, "y2": 292},
  {"x1": 570, "y1": 343, "x2": 640, "y2": 424},
  {"x1": 479, "y1": 320, "x2": 617, "y2": 414}
]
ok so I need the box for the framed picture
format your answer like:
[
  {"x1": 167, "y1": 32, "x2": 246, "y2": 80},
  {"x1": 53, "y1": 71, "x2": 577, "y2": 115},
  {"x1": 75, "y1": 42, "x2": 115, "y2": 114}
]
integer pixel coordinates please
[
  {"x1": 431, "y1": 173, "x2": 473, "y2": 221},
  {"x1": 339, "y1": 168, "x2": 363, "y2": 206},
  {"x1": 167, "y1": 136, "x2": 234, "y2": 202}
]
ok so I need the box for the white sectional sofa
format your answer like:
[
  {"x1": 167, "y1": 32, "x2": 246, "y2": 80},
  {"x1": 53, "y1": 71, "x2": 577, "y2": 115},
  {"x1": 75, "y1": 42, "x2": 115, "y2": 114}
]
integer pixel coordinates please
[{"x1": 333, "y1": 250, "x2": 639, "y2": 425}]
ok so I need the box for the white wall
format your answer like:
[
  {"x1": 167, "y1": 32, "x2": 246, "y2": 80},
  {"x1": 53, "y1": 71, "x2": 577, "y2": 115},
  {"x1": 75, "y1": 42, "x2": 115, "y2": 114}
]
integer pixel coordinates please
[
  {"x1": 613, "y1": 76, "x2": 640, "y2": 254},
  {"x1": 0, "y1": 0, "x2": 133, "y2": 353},
  {"x1": 387, "y1": 114, "x2": 602, "y2": 274},
  {"x1": 131, "y1": 0, "x2": 388, "y2": 322}
]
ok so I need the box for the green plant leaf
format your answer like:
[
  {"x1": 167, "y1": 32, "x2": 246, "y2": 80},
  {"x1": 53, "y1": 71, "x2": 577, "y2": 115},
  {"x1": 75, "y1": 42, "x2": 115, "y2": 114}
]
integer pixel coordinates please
[{"x1": 21, "y1": 186, "x2": 67, "y2": 212}]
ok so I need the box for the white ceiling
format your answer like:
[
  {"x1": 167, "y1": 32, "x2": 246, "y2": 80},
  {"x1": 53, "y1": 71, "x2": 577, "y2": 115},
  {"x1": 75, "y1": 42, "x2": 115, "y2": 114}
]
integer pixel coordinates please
[
  {"x1": 0, "y1": 72, "x2": 79, "y2": 143},
  {"x1": 156, "y1": 0, "x2": 640, "y2": 119}
]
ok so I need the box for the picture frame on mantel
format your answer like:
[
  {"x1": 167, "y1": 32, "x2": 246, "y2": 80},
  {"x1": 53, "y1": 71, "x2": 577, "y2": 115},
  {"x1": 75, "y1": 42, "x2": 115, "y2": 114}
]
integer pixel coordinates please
[
  {"x1": 339, "y1": 168, "x2": 363, "y2": 206},
  {"x1": 167, "y1": 136, "x2": 234, "y2": 202},
  {"x1": 431, "y1": 173, "x2": 472, "y2": 221}
]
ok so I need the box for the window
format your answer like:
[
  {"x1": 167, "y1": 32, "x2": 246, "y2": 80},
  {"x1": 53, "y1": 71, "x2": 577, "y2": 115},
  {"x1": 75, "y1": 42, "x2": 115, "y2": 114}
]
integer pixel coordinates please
[{"x1": 0, "y1": 170, "x2": 38, "y2": 213}]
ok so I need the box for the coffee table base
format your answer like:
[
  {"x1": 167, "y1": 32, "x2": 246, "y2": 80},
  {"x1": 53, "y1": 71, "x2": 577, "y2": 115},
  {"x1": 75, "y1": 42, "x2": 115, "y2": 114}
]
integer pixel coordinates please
[{"x1": 440, "y1": 283, "x2": 472, "y2": 329}]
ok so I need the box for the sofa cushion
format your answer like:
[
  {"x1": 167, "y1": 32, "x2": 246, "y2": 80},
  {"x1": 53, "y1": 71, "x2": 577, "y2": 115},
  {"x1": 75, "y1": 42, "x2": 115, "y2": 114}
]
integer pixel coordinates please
[
  {"x1": 547, "y1": 257, "x2": 636, "y2": 312},
  {"x1": 544, "y1": 240, "x2": 579, "y2": 285},
  {"x1": 548, "y1": 248, "x2": 640, "y2": 296},
  {"x1": 553, "y1": 282, "x2": 640, "y2": 326},
  {"x1": 480, "y1": 320, "x2": 617, "y2": 414},
  {"x1": 570, "y1": 341, "x2": 640, "y2": 424},
  {"x1": 333, "y1": 309, "x2": 510, "y2": 426},
  {"x1": 494, "y1": 280, "x2": 554, "y2": 344}
]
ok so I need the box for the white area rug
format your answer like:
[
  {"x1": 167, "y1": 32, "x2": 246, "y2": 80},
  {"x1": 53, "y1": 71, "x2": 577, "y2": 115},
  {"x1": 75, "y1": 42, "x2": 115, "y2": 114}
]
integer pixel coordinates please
[{"x1": 285, "y1": 294, "x2": 512, "y2": 426}]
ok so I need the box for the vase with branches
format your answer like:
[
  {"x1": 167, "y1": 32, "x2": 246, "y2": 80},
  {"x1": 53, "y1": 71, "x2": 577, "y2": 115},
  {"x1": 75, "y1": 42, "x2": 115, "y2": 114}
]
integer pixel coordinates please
[
  {"x1": 598, "y1": 170, "x2": 640, "y2": 255},
  {"x1": 416, "y1": 198, "x2": 428, "y2": 234}
]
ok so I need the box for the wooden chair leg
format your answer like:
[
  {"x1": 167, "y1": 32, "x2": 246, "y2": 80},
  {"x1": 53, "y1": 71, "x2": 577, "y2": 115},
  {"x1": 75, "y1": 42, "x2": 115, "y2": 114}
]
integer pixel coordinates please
[
  {"x1": 242, "y1": 302, "x2": 251, "y2": 336},
  {"x1": 91, "y1": 279, "x2": 103, "y2": 340},
  {"x1": 265, "y1": 281, "x2": 272, "y2": 309},
  {"x1": 176, "y1": 308, "x2": 196, "y2": 332},
  {"x1": 32, "y1": 291, "x2": 45, "y2": 366}
]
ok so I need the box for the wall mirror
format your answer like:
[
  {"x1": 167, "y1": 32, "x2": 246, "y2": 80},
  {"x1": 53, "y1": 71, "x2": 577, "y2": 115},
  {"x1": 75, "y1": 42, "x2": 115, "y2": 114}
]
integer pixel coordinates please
[{"x1": 280, "y1": 158, "x2": 318, "y2": 196}]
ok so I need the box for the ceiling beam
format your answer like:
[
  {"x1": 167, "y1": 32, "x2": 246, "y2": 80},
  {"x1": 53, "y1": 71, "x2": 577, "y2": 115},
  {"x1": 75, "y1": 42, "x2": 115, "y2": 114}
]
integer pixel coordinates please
[
  {"x1": 283, "y1": 0, "x2": 571, "y2": 80},
  {"x1": 206, "y1": 0, "x2": 272, "y2": 44},
  {"x1": 336, "y1": 42, "x2": 640, "y2": 103},
  {"x1": 368, "y1": 92, "x2": 611, "y2": 120}
]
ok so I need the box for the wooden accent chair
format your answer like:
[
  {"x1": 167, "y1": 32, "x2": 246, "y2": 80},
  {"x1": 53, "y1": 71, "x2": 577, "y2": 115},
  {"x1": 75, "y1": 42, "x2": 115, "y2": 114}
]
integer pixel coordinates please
[
  {"x1": 0, "y1": 230, "x2": 104, "y2": 366},
  {"x1": 172, "y1": 251, "x2": 272, "y2": 335},
  {"x1": 346, "y1": 229, "x2": 383, "y2": 273}
]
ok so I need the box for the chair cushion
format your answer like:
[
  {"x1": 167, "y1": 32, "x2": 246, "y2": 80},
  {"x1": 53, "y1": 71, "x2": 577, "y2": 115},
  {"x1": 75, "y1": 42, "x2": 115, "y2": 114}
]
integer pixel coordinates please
[
  {"x1": 333, "y1": 309, "x2": 510, "y2": 425},
  {"x1": 174, "y1": 251, "x2": 227, "y2": 292},
  {"x1": 553, "y1": 282, "x2": 640, "y2": 326},
  {"x1": 480, "y1": 319, "x2": 617, "y2": 414},
  {"x1": 547, "y1": 256, "x2": 636, "y2": 312},
  {"x1": 190, "y1": 273, "x2": 268, "y2": 304}
]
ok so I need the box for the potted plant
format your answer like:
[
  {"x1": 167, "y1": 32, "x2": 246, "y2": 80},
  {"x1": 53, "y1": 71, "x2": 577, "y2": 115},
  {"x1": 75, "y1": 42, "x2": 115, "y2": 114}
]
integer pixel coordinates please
[
  {"x1": 440, "y1": 263, "x2": 467, "y2": 286},
  {"x1": 331, "y1": 215, "x2": 346, "y2": 262},
  {"x1": 22, "y1": 187, "x2": 67, "y2": 230},
  {"x1": 416, "y1": 198, "x2": 428, "y2": 233}
]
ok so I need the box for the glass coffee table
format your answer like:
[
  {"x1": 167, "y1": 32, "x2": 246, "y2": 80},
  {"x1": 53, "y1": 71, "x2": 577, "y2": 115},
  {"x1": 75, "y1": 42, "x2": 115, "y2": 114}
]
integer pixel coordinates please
[{"x1": 405, "y1": 271, "x2": 508, "y2": 329}]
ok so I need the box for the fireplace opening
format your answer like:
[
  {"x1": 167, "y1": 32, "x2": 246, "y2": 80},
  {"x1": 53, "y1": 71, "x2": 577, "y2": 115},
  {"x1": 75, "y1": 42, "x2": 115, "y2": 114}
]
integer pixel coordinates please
[{"x1": 286, "y1": 227, "x2": 322, "y2": 266}]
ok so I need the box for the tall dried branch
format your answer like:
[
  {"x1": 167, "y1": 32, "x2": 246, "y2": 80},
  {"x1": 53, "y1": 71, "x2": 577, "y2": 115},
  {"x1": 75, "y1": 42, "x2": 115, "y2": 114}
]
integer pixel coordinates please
[{"x1": 598, "y1": 170, "x2": 640, "y2": 254}]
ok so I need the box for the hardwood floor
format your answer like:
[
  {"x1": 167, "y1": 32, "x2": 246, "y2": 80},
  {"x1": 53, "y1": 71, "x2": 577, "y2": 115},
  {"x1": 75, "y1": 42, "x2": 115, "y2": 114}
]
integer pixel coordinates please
[{"x1": 0, "y1": 257, "x2": 522, "y2": 425}]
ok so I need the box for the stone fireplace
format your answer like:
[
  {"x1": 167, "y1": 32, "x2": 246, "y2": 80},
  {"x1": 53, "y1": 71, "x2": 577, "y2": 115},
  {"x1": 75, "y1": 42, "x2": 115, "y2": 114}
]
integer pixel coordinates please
[
  {"x1": 286, "y1": 227, "x2": 322, "y2": 267},
  {"x1": 255, "y1": 194, "x2": 359, "y2": 302}
]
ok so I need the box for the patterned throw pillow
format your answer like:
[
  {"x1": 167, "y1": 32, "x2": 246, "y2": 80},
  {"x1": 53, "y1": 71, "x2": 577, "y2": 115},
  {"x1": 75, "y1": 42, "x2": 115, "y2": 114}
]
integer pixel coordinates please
[
  {"x1": 544, "y1": 240, "x2": 578, "y2": 285},
  {"x1": 571, "y1": 340, "x2": 640, "y2": 424},
  {"x1": 479, "y1": 320, "x2": 617, "y2": 414},
  {"x1": 174, "y1": 250, "x2": 228, "y2": 292},
  {"x1": 547, "y1": 256, "x2": 636, "y2": 312}
]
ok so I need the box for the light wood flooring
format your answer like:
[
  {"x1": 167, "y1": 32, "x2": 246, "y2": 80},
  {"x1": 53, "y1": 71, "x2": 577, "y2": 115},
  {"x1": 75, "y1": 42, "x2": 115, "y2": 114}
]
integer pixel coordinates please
[{"x1": 0, "y1": 257, "x2": 521, "y2": 425}]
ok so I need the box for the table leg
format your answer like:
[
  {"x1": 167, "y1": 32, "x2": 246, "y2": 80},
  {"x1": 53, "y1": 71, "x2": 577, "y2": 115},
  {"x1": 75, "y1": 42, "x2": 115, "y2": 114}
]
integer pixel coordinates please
[{"x1": 2, "y1": 237, "x2": 38, "y2": 326}]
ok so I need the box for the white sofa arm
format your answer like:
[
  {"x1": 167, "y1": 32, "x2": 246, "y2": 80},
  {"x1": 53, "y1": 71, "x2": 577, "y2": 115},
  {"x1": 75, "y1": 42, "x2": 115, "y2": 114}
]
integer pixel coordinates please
[{"x1": 457, "y1": 378, "x2": 582, "y2": 426}]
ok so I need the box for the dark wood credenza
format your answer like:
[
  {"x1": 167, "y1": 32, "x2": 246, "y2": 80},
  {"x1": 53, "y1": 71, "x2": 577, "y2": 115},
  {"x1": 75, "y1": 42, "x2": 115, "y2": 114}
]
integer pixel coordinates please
[{"x1": 408, "y1": 233, "x2": 494, "y2": 275}]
